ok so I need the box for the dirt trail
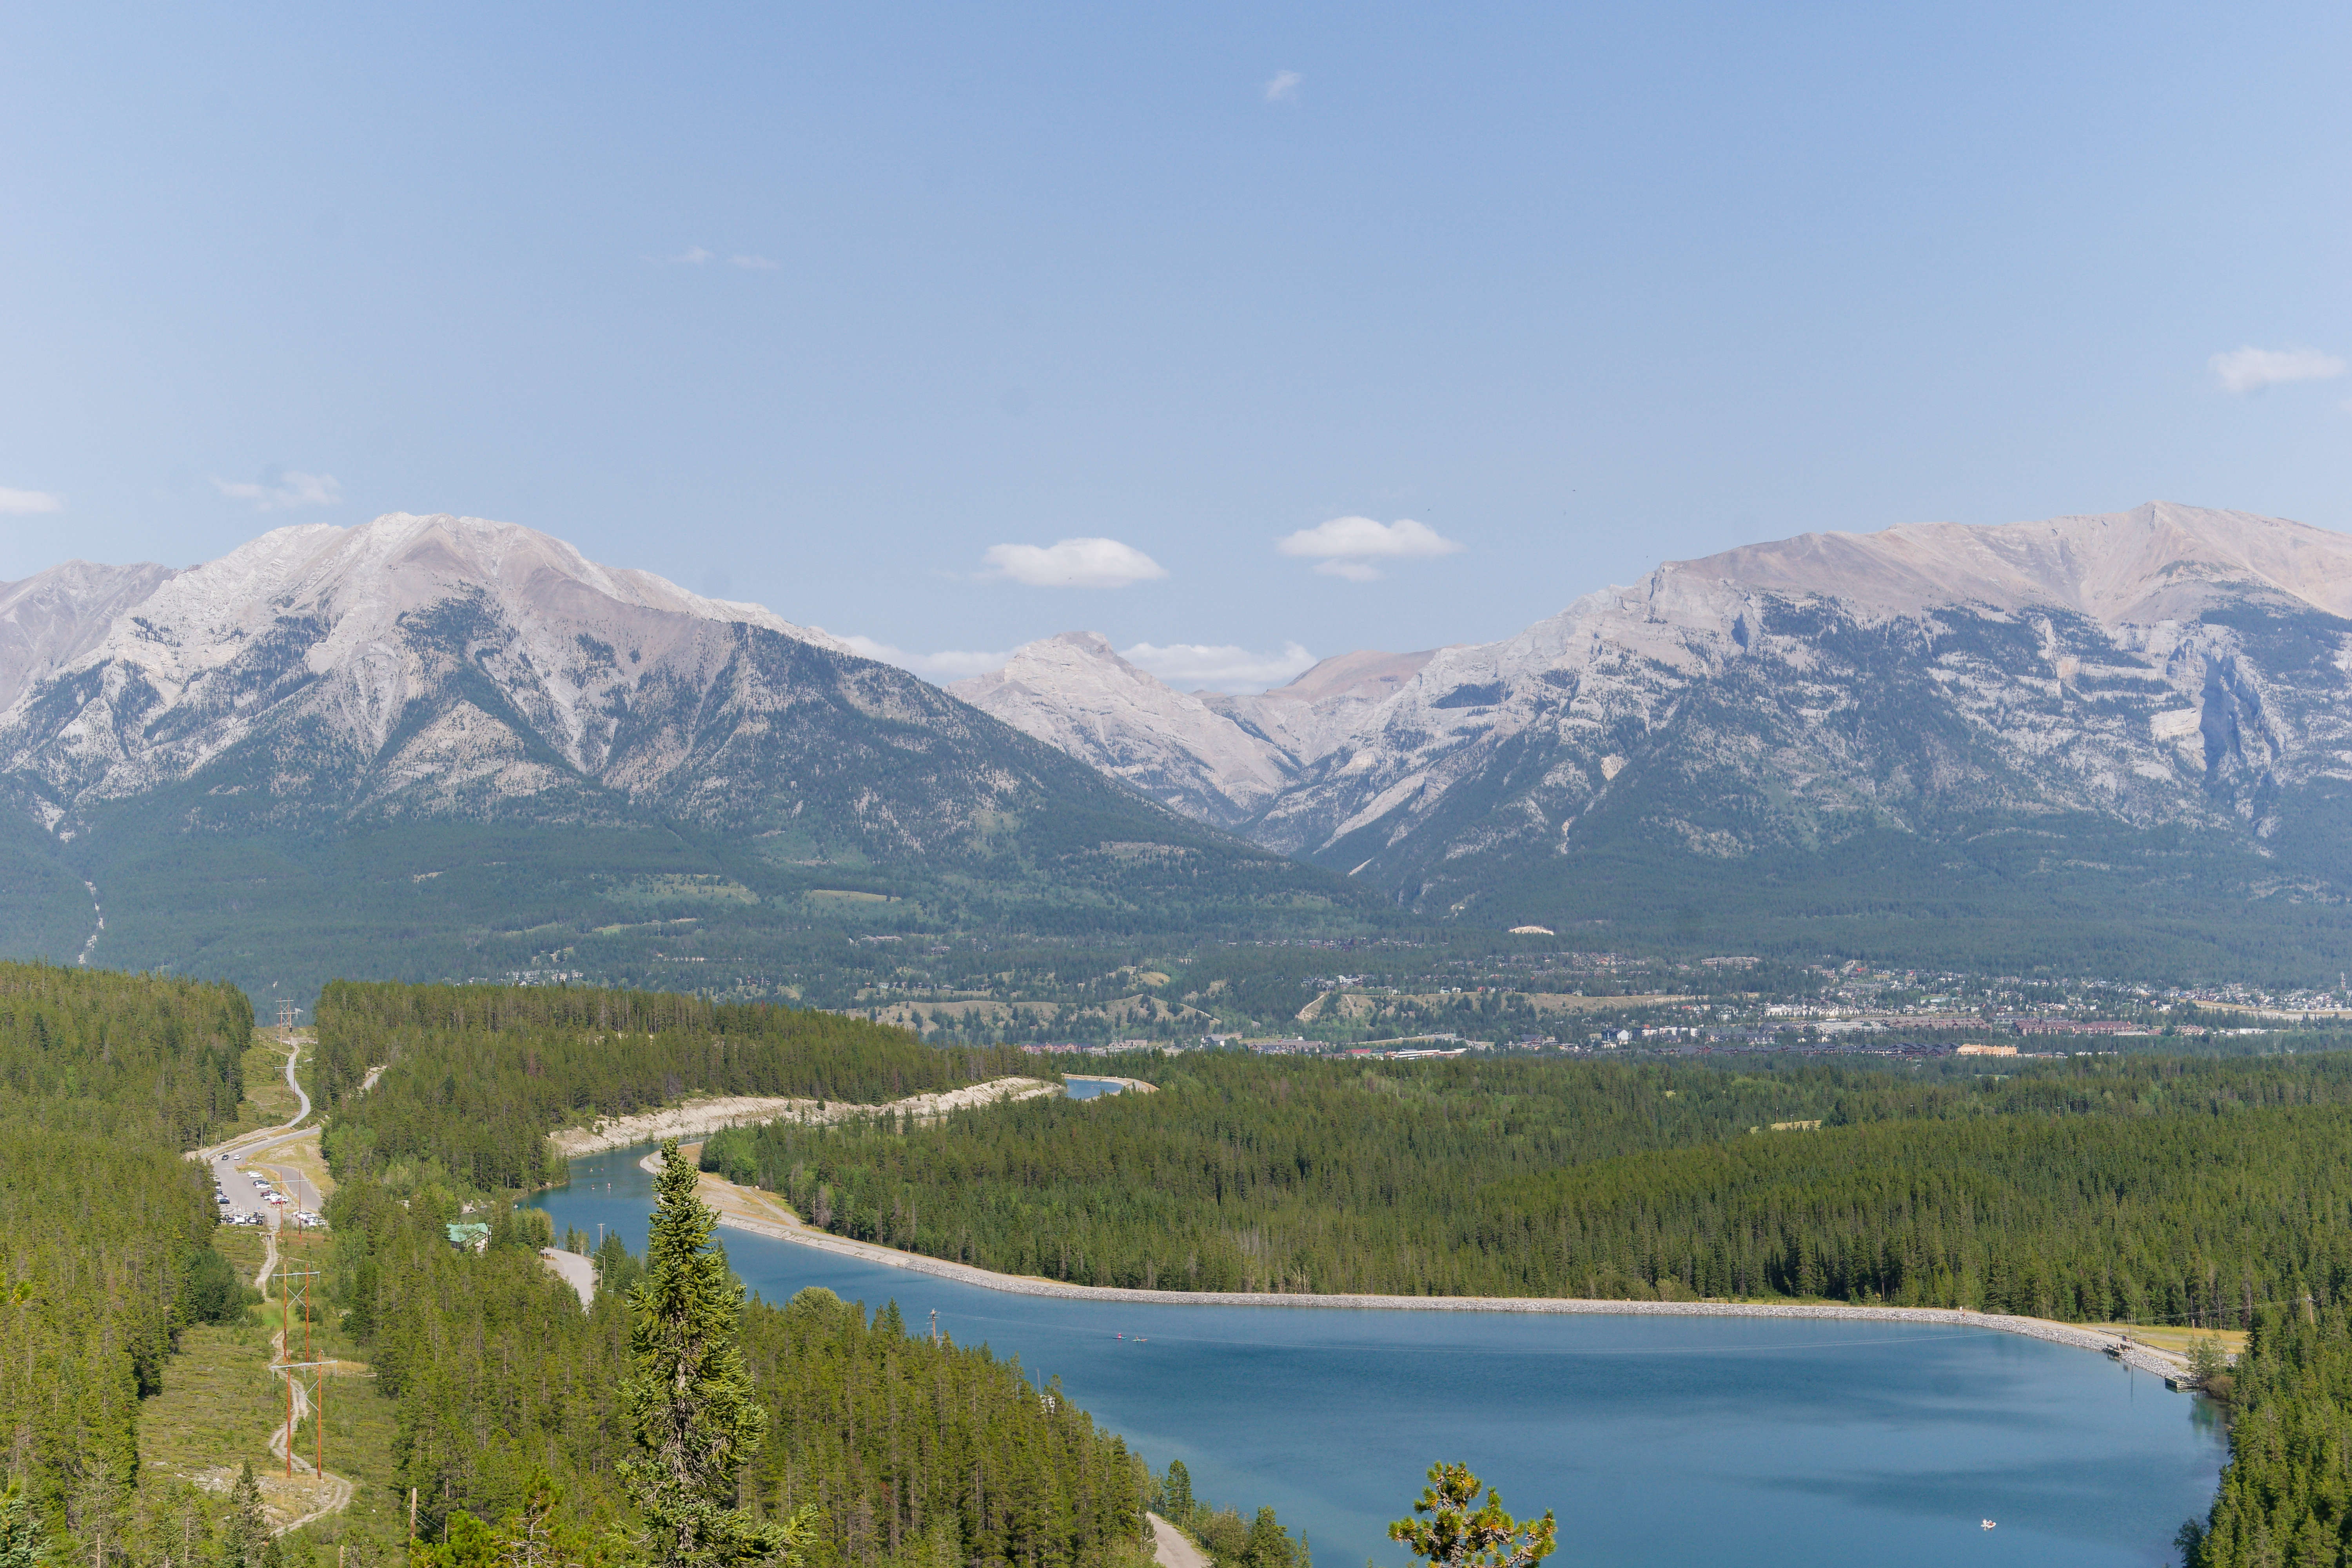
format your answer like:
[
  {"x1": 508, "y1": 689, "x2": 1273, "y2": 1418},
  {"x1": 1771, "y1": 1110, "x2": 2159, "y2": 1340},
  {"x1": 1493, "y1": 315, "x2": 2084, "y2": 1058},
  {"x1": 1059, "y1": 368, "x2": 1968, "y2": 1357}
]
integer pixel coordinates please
[{"x1": 229, "y1": 1067, "x2": 357, "y2": 1536}]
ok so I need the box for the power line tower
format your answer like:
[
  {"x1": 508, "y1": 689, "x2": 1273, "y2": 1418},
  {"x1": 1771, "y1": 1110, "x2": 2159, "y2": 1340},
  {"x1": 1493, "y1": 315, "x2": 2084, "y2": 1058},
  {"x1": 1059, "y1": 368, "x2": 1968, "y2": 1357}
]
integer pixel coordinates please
[
  {"x1": 275, "y1": 1260, "x2": 329, "y2": 1482},
  {"x1": 277, "y1": 998, "x2": 298, "y2": 1041}
]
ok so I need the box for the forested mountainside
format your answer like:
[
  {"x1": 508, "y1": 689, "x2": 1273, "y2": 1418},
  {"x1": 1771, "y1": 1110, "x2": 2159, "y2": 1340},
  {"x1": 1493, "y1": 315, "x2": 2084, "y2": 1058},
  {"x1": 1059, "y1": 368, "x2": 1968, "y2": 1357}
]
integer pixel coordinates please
[
  {"x1": 0, "y1": 964, "x2": 254, "y2": 1533},
  {"x1": 0, "y1": 514, "x2": 1381, "y2": 1000},
  {"x1": 960, "y1": 503, "x2": 2352, "y2": 979},
  {"x1": 314, "y1": 979, "x2": 1030, "y2": 1189}
]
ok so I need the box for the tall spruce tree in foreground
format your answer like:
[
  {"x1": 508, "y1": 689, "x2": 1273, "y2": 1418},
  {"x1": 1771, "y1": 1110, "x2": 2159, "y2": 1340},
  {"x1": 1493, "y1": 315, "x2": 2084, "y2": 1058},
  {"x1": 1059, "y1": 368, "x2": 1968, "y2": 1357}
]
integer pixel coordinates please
[
  {"x1": 1388, "y1": 1464, "x2": 1555, "y2": 1568},
  {"x1": 619, "y1": 1142, "x2": 809, "y2": 1568}
]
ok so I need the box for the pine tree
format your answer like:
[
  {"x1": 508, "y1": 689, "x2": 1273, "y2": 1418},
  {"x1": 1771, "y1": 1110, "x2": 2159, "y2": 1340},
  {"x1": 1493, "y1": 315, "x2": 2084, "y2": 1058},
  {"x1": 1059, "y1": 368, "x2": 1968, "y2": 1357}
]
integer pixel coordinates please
[
  {"x1": 1161, "y1": 1462, "x2": 1192, "y2": 1521},
  {"x1": 218, "y1": 1464, "x2": 269, "y2": 1568},
  {"x1": 0, "y1": 1482, "x2": 51, "y2": 1568},
  {"x1": 618, "y1": 1142, "x2": 809, "y2": 1568},
  {"x1": 1387, "y1": 1465, "x2": 1553, "y2": 1568}
]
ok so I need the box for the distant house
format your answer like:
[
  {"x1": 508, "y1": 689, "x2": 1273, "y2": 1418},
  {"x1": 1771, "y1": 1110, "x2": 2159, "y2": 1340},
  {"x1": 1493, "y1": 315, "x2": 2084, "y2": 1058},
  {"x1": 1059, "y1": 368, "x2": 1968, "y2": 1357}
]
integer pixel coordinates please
[
  {"x1": 445, "y1": 1222, "x2": 491, "y2": 1252},
  {"x1": 1955, "y1": 1043, "x2": 2018, "y2": 1057}
]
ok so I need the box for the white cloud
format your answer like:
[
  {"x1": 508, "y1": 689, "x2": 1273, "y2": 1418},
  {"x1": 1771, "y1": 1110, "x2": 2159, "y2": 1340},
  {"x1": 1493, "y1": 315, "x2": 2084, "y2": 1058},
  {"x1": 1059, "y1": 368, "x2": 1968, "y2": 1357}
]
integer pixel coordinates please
[
  {"x1": 982, "y1": 537, "x2": 1168, "y2": 589},
  {"x1": 729, "y1": 254, "x2": 777, "y2": 270},
  {"x1": 2211, "y1": 345, "x2": 2345, "y2": 394},
  {"x1": 1120, "y1": 640, "x2": 1316, "y2": 693},
  {"x1": 665, "y1": 247, "x2": 715, "y2": 265},
  {"x1": 0, "y1": 487, "x2": 63, "y2": 515},
  {"x1": 838, "y1": 635, "x2": 1010, "y2": 681},
  {"x1": 1276, "y1": 515, "x2": 1462, "y2": 581},
  {"x1": 212, "y1": 470, "x2": 341, "y2": 511},
  {"x1": 1263, "y1": 70, "x2": 1301, "y2": 103}
]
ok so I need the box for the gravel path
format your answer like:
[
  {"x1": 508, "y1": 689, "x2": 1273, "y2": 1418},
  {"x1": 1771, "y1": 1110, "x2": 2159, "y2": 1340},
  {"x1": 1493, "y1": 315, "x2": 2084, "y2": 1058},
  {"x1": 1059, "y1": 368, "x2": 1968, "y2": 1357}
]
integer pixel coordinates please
[
  {"x1": 539, "y1": 1247, "x2": 596, "y2": 1307},
  {"x1": 1148, "y1": 1514, "x2": 1209, "y2": 1568}
]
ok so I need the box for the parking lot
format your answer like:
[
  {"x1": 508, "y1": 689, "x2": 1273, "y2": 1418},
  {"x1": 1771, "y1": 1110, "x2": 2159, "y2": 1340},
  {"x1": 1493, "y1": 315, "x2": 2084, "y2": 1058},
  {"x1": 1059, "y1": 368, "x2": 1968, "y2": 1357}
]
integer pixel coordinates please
[{"x1": 211, "y1": 1153, "x2": 323, "y2": 1229}]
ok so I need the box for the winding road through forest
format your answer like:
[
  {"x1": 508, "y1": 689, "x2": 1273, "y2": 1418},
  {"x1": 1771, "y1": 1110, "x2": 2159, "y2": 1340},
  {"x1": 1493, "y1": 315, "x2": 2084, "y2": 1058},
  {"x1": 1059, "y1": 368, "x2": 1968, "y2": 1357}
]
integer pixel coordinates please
[{"x1": 186, "y1": 1031, "x2": 377, "y2": 1536}]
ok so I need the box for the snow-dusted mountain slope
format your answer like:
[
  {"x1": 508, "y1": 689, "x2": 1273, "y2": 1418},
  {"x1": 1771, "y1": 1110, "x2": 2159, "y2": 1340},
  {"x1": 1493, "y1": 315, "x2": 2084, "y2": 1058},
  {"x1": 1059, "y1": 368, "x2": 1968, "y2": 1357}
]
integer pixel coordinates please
[
  {"x1": 949, "y1": 637, "x2": 1443, "y2": 826},
  {"x1": 0, "y1": 513, "x2": 1247, "y2": 862},
  {"x1": 0, "y1": 514, "x2": 879, "y2": 827},
  {"x1": 1203, "y1": 648, "x2": 1439, "y2": 768},
  {"x1": 1257, "y1": 501, "x2": 2352, "y2": 927},
  {"x1": 958, "y1": 503, "x2": 2352, "y2": 956},
  {"x1": 0, "y1": 560, "x2": 181, "y2": 713},
  {"x1": 0, "y1": 511, "x2": 1372, "y2": 990},
  {"x1": 947, "y1": 632, "x2": 1292, "y2": 827}
]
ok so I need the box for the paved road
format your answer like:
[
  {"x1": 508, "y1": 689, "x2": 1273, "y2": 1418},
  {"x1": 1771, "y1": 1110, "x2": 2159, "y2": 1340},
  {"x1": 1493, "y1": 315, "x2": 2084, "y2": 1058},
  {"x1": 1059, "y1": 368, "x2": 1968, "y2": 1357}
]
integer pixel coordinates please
[
  {"x1": 193, "y1": 1034, "x2": 350, "y2": 1225},
  {"x1": 1148, "y1": 1515, "x2": 1208, "y2": 1568},
  {"x1": 539, "y1": 1247, "x2": 596, "y2": 1307}
]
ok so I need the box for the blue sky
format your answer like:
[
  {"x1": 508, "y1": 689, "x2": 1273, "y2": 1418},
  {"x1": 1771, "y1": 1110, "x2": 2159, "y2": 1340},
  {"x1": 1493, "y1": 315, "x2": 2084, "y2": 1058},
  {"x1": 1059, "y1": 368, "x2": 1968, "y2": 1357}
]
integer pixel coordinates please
[{"x1": 2, "y1": 3, "x2": 2346, "y2": 688}]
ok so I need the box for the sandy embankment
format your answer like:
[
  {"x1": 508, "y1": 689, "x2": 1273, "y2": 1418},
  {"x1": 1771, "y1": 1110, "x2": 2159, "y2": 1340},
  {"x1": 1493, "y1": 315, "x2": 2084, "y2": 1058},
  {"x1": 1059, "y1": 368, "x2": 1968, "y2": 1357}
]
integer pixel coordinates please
[{"x1": 548, "y1": 1075, "x2": 1061, "y2": 1156}]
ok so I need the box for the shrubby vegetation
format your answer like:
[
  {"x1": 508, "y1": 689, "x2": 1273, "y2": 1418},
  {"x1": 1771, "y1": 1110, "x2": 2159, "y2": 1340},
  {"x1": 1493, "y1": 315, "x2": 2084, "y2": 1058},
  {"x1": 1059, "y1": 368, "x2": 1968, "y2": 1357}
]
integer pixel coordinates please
[
  {"x1": 314, "y1": 980, "x2": 1029, "y2": 1190},
  {"x1": 0, "y1": 962, "x2": 253, "y2": 1538},
  {"x1": 703, "y1": 1049, "x2": 2352, "y2": 1307}
]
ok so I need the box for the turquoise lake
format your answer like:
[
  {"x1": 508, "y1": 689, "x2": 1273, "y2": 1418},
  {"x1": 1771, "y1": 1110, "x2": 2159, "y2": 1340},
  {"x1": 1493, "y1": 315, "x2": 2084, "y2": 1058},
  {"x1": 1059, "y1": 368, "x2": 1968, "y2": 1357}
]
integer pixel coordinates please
[{"x1": 532, "y1": 1146, "x2": 2224, "y2": 1568}]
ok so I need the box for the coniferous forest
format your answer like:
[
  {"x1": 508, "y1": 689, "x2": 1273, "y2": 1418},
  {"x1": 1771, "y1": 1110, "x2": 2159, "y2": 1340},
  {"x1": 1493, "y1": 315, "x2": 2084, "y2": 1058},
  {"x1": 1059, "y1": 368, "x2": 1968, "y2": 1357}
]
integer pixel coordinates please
[
  {"x1": 313, "y1": 980, "x2": 1029, "y2": 1190},
  {"x1": 0, "y1": 964, "x2": 1169, "y2": 1568},
  {"x1": 25, "y1": 956, "x2": 2352, "y2": 1564},
  {"x1": 325, "y1": 1176, "x2": 1150, "y2": 1568},
  {"x1": 0, "y1": 963, "x2": 253, "y2": 1534},
  {"x1": 700, "y1": 1051, "x2": 2352, "y2": 1314}
]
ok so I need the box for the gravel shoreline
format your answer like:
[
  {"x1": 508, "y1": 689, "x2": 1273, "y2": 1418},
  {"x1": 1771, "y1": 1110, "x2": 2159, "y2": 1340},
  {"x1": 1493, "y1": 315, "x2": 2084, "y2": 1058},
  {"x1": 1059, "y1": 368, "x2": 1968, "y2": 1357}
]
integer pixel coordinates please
[
  {"x1": 552, "y1": 1077, "x2": 1059, "y2": 1156},
  {"x1": 668, "y1": 1157, "x2": 2195, "y2": 1383}
]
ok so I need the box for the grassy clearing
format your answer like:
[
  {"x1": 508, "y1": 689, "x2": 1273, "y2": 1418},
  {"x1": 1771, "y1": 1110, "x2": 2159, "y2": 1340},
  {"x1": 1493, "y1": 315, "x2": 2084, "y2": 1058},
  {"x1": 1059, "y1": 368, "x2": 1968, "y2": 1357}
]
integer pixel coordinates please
[
  {"x1": 2106, "y1": 1323, "x2": 2250, "y2": 1358},
  {"x1": 145, "y1": 1229, "x2": 405, "y2": 1552}
]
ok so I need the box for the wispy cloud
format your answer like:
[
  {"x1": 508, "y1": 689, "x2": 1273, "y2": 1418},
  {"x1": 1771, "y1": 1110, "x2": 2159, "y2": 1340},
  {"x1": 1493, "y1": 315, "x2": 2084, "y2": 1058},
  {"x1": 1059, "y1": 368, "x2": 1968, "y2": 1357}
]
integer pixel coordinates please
[
  {"x1": 838, "y1": 635, "x2": 1011, "y2": 682},
  {"x1": 212, "y1": 470, "x2": 341, "y2": 511},
  {"x1": 0, "y1": 487, "x2": 63, "y2": 516},
  {"x1": 729, "y1": 254, "x2": 777, "y2": 270},
  {"x1": 664, "y1": 247, "x2": 715, "y2": 265},
  {"x1": 1277, "y1": 515, "x2": 1462, "y2": 581},
  {"x1": 2211, "y1": 345, "x2": 2345, "y2": 394},
  {"x1": 982, "y1": 537, "x2": 1168, "y2": 589},
  {"x1": 1121, "y1": 640, "x2": 1315, "y2": 693},
  {"x1": 1263, "y1": 69, "x2": 1301, "y2": 103}
]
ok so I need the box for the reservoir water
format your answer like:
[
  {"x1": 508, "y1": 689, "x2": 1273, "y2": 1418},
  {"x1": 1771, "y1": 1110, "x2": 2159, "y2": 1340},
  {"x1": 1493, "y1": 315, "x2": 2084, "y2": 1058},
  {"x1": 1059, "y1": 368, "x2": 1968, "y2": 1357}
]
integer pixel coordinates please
[{"x1": 533, "y1": 1146, "x2": 2224, "y2": 1568}]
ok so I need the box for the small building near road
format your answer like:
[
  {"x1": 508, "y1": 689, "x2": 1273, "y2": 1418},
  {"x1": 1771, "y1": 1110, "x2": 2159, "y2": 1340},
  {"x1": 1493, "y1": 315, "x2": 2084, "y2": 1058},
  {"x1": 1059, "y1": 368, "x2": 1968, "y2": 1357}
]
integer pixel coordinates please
[{"x1": 445, "y1": 1222, "x2": 491, "y2": 1252}]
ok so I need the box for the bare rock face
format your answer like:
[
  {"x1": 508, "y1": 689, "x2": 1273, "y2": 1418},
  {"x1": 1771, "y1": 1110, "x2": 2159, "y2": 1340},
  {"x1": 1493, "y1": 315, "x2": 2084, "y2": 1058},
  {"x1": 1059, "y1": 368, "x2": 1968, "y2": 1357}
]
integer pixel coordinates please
[
  {"x1": 1261, "y1": 501, "x2": 2352, "y2": 924},
  {"x1": 951, "y1": 502, "x2": 2352, "y2": 950},
  {"x1": 0, "y1": 560, "x2": 181, "y2": 715},
  {"x1": 950, "y1": 633, "x2": 1294, "y2": 827},
  {"x1": 0, "y1": 514, "x2": 1134, "y2": 858}
]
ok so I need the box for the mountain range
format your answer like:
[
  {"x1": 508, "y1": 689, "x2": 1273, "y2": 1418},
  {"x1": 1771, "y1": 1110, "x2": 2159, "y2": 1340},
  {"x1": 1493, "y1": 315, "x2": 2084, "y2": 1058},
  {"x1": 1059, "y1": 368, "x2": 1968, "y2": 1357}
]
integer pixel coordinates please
[
  {"x1": 0, "y1": 514, "x2": 1369, "y2": 998},
  {"x1": 5, "y1": 499, "x2": 2350, "y2": 993},
  {"x1": 954, "y1": 502, "x2": 2352, "y2": 977}
]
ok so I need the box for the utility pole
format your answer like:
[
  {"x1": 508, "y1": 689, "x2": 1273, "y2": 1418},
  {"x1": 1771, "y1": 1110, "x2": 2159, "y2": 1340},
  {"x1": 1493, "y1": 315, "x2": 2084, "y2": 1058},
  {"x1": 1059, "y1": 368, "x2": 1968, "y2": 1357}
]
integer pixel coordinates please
[
  {"x1": 409, "y1": 1487, "x2": 418, "y2": 1544},
  {"x1": 930, "y1": 1308, "x2": 939, "y2": 1346}
]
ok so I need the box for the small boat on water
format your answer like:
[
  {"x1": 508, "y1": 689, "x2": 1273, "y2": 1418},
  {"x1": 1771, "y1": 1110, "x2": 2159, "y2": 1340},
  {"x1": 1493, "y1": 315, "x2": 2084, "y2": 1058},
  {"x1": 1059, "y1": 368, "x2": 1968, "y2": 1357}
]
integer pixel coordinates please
[{"x1": 1981, "y1": 1520, "x2": 1996, "y2": 1531}]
